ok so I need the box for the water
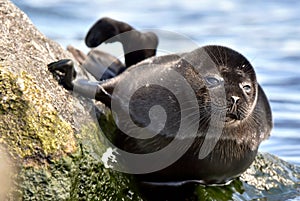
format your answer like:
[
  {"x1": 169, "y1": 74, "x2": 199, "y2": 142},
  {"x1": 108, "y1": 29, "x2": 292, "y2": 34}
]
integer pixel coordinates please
[{"x1": 11, "y1": 0, "x2": 300, "y2": 166}]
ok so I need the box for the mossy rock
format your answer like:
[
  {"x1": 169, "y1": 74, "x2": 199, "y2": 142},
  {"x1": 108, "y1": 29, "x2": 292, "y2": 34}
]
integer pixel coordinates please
[
  {"x1": 0, "y1": 0, "x2": 141, "y2": 200},
  {"x1": 0, "y1": 0, "x2": 299, "y2": 200},
  {"x1": 0, "y1": 67, "x2": 75, "y2": 164}
]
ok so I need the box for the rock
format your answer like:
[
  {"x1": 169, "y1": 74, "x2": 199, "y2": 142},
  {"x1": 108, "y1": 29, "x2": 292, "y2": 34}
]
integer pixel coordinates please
[
  {"x1": 240, "y1": 152, "x2": 300, "y2": 200},
  {"x1": 0, "y1": 0, "x2": 141, "y2": 200},
  {"x1": 0, "y1": 0, "x2": 299, "y2": 200}
]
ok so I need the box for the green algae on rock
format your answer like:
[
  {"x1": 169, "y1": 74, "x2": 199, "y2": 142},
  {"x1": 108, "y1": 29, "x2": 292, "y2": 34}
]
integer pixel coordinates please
[
  {"x1": 69, "y1": 144, "x2": 143, "y2": 201},
  {"x1": 0, "y1": 66, "x2": 76, "y2": 165}
]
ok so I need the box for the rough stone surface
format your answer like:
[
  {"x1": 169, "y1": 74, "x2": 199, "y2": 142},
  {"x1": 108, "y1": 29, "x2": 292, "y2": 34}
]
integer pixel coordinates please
[
  {"x1": 0, "y1": 0, "x2": 299, "y2": 200},
  {"x1": 0, "y1": 0, "x2": 141, "y2": 200}
]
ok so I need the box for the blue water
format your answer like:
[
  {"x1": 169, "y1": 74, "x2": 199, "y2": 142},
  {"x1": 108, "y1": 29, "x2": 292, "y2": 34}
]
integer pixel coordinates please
[{"x1": 11, "y1": 0, "x2": 300, "y2": 166}]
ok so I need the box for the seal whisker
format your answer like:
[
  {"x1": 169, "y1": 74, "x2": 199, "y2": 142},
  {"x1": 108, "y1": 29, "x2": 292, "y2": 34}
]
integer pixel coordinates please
[
  {"x1": 224, "y1": 46, "x2": 228, "y2": 69},
  {"x1": 205, "y1": 46, "x2": 222, "y2": 67},
  {"x1": 164, "y1": 111, "x2": 202, "y2": 130},
  {"x1": 178, "y1": 116, "x2": 205, "y2": 137},
  {"x1": 217, "y1": 46, "x2": 225, "y2": 67},
  {"x1": 248, "y1": 111, "x2": 262, "y2": 126},
  {"x1": 179, "y1": 106, "x2": 200, "y2": 112},
  {"x1": 180, "y1": 99, "x2": 202, "y2": 105}
]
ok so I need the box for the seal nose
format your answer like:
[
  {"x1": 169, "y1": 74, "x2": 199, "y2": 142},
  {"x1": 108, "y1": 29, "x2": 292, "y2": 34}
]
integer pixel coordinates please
[
  {"x1": 229, "y1": 96, "x2": 240, "y2": 114},
  {"x1": 231, "y1": 96, "x2": 240, "y2": 105}
]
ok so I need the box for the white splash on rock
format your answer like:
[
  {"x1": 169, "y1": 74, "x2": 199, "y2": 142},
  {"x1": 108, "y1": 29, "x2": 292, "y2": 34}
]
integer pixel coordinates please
[{"x1": 101, "y1": 147, "x2": 118, "y2": 169}]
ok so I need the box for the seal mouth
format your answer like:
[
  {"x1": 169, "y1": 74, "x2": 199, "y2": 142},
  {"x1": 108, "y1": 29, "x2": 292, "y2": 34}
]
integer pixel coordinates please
[{"x1": 225, "y1": 113, "x2": 240, "y2": 123}]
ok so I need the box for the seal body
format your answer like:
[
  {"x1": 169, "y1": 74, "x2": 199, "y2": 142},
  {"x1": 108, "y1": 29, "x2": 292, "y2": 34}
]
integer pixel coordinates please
[
  {"x1": 48, "y1": 18, "x2": 272, "y2": 185},
  {"x1": 104, "y1": 46, "x2": 272, "y2": 184}
]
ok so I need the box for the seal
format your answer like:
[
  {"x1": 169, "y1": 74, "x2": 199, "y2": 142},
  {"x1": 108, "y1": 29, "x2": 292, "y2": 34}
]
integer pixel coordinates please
[
  {"x1": 48, "y1": 18, "x2": 272, "y2": 187},
  {"x1": 49, "y1": 45, "x2": 272, "y2": 184}
]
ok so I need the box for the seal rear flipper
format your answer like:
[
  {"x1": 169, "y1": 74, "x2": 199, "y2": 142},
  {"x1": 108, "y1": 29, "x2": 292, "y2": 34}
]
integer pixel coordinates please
[
  {"x1": 85, "y1": 17, "x2": 129, "y2": 47},
  {"x1": 85, "y1": 17, "x2": 159, "y2": 67},
  {"x1": 120, "y1": 30, "x2": 159, "y2": 67}
]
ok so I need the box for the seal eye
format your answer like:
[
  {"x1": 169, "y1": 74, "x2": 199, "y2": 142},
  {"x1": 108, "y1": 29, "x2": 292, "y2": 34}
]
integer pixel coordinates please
[
  {"x1": 243, "y1": 85, "x2": 251, "y2": 93},
  {"x1": 205, "y1": 76, "x2": 220, "y2": 87}
]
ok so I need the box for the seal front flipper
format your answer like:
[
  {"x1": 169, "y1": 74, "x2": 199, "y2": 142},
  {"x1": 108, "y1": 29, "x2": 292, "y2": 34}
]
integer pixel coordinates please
[
  {"x1": 48, "y1": 59, "x2": 76, "y2": 90},
  {"x1": 73, "y1": 76, "x2": 118, "y2": 108},
  {"x1": 94, "y1": 77, "x2": 120, "y2": 108},
  {"x1": 48, "y1": 56, "x2": 116, "y2": 107},
  {"x1": 85, "y1": 17, "x2": 159, "y2": 67}
]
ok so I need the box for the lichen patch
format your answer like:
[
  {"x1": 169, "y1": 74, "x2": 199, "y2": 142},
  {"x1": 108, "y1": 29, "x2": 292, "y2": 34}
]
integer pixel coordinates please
[{"x1": 0, "y1": 66, "x2": 76, "y2": 166}]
